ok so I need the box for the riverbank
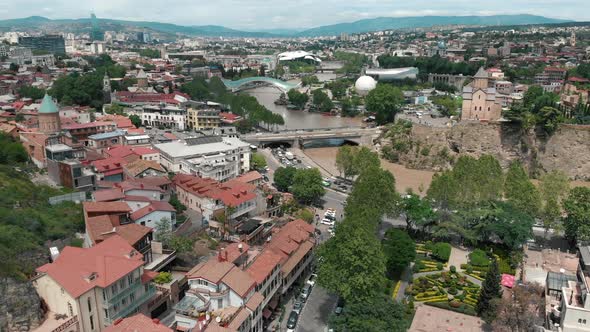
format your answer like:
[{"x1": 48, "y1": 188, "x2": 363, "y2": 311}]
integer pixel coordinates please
[{"x1": 302, "y1": 147, "x2": 435, "y2": 195}]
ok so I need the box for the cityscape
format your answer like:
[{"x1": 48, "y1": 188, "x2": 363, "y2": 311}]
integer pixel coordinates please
[{"x1": 1, "y1": 2, "x2": 590, "y2": 332}]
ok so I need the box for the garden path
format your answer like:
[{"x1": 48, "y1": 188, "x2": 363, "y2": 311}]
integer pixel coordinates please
[{"x1": 448, "y1": 246, "x2": 470, "y2": 271}]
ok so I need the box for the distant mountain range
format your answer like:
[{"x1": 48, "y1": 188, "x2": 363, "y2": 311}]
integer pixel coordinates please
[{"x1": 0, "y1": 14, "x2": 573, "y2": 38}]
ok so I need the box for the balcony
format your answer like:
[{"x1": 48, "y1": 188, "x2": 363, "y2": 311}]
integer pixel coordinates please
[
  {"x1": 103, "y1": 279, "x2": 142, "y2": 308},
  {"x1": 109, "y1": 284, "x2": 156, "y2": 322}
]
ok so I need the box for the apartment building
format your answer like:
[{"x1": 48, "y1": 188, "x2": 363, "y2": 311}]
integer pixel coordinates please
[
  {"x1": 139, "y1": 105, "x2": 187, "y2": 131},
  {"x1": 186, "y1": 102, "x2": 221, "y2": 130},
  {"x1": 173, "y1": 173, "x2": 257, "y2": 231},
  {"x1": 155, "y1": 136, "x2": 251, "y2": 177},
  {"x1": 33, "y1": 235, "x2": 159, "y2": 332}
]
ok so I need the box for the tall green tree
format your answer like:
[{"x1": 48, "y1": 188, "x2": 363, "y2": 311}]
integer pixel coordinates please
[
  {"x1": 382, "y1": 229, "x2": 416, "y2": 276},
  {"x1": 365, "y1": 84, "x2": 404, "y2": 124},
  {"x1": 291, "y1": 168, "x2": 325, "y2": 204},
  {"x1": 335, "y1": 145, "x2": 357, "y2": 179},
  {"x1": 345, "y1": 166, "x2": 400, "y2": 228},
  {"x1": 317, "y1": 219, "x2": 386, "y2": 303},
  {"x1": 128, "y1": 114, "x2": 141, "y2": 128},
  {"x1": 353, "y1": 146, "x2": 381, "y2": 175},
  {"x1": 328, "y1": 295, "x2": 410, "y2": 332},
  {"x1": 250, "y1": 153, "x2": 267, "y2": 170},
  {"x1": 273, "y1": 166, "x2": 297, "y2": 192},
  {"x1": 476, "y1": 258, "x2": 502, "y2": 322},
  {"x1": 401, "y1": 193, "x2": 435, "y2": 231},
  {"x1": 539, "y1": 170, "x2": 569, "y2": 233},
  {"x1": 563, "y1": 187, "x2": 590, "y2": 243},
  {"x1": 312, "y1": 89, "x2": 334, "y2": 113},
  {"x1": 287, "y1": 89, "x2": 309, "y2": 109},
  {"x1": 504, "y1": 161, "x2": 541, "y2": 217}
]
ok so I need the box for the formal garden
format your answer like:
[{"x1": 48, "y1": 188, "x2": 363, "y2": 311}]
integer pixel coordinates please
[
  {"x1": 407, "y1": 270, "x2": 481, "y2": 316},
  {"x1": 460, "y1": 248, "x2": 517, "y2": 281},
  {"x1": 413, "y1": 241, "x2": 451, "y2": 273}
]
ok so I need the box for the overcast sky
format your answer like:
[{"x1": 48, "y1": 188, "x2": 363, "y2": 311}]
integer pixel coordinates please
[{"x1": 0, "y1": 0, "x2": 587, "y2": 30}]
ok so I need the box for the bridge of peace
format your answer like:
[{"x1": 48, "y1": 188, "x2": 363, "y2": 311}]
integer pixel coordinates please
[
  {"x1": 241, "y1": 127, "x2": 379, "y2": 149},
  {"x1": 221, "y1": 77, "x2": 300, "y2": 92}
]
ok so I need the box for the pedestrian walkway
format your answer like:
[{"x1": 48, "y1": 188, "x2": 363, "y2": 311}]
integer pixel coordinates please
[{"x1": 448, "y1": 246, "x2": 470, "y2": 271}]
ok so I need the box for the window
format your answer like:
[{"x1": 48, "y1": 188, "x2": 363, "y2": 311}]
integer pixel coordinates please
[
  {"x1": 90, "y1": 315, "x2": 94, "y2": 330},
  {"x1": 217, "y1": 299, "x2": 223, "y2": 308},
  {"x1": 104, "y1": 309, "x2": 109, "y2": 319},
  {"x1": 130, "y1": 293, "x2": 135, "y2": 302},
  {"x1": 122, "y1": 298, "x2": 127, "y2": 306},
  {"x1": 87, "y1": 297, "x2": 92, "y2": 312},
  {"x1": 119, "y1": 279, "x2": 125, "y2": 289},
  {"x1": 111, "y1": 284, "x2": 118, "y2": 295},
  {"x1": 128, "y1": 274, "x2": 133, "y2": 285},
  {"x1": 102, "y1": 289, "x2": 107, "y2": 301},
  {"x1": 67, "y1": 302, "x2": 73, "y2": 316}
]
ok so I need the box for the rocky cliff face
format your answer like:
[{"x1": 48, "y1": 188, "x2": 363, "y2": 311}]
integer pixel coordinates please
[
  {"x1": 380, "y1": 122, "x2": 590, "y2": 180},
  {"x1": 0, "y1": 276, "x2": 43, "y2": 332}
]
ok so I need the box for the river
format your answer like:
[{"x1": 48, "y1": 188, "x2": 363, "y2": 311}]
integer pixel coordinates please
[{"x1": 246, "y1": 75, "x2": 362, "y2": 130}]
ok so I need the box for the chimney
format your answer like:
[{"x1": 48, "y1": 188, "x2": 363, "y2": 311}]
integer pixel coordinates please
[
  {"x1": 238, "y1": 243, "x2": 243, "y2": 253},
  {"x1": 217, "y1": 250, "x2": 223, "y2": 262},
  {"x1": 224, "y1": 251, "x2": 228, "y2": 261},
  {"x1": 152, "y1": 318, "x2": 160, "y2": 325},
  {"x1": 113, "y1": 318, "x2": 124, "y2": 325}
]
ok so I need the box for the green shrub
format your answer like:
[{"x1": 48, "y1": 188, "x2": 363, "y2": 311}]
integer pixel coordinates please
[
  {"x1": 154, "y1": 271, "x2": 173, "y2": 284},
  {"x1": 448, "y1": 287, "x2": 458, "y2": 295},
  {"x1": 469, "y1": 249, "x2": 490, "y2": 267},
  {"x1": 450, "y1": 265, "x2": 456, "y2": 273},
  {"x1": 465, "y1": 265, "x2": 473, "y2": 274},
  {"x1": 436, "y1": 262, "x2": 443, "y2": 270},
  {"x1": 431, "y1": 242, "x2": 451, "y2": 262},
  {"x1": 425, "y1": 301, "x2": 477, "y2": 316}
]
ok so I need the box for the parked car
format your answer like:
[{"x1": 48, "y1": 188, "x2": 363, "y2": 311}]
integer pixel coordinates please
[
  {"x1": 321, "y1": 218, "x2": 335, "y2": 226},
  {"x1": 286, "y1": 311, "x2": 299, "y2": 331},
  {"x1": 307, "y1": 273, "x2": 317, "y2": 287},
  {"x1": 300, "y1": 284, "x2": 312, "y2": 301},
  {"x1": 292, "y1": 301, "x2": 303, "y2": 314}
]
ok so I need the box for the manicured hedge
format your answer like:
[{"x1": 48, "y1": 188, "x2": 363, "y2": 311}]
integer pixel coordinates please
[
  {"x1": 468, "y1": 249, "x2": 490, "y2": 267},
  {"x1": 425, "y1": 301, "x2": 477, "y2": 316},
  {"x1": 431, "y1": 242, "x2": 452, "y2": 262}
]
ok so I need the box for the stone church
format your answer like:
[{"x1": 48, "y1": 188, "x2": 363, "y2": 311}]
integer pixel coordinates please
[{"x1": 461, "y1": 67, "x2": 503, "y2": 121}]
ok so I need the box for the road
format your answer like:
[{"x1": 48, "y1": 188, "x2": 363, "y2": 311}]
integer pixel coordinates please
[{"x1": 259, "y1": 147, "x2": 345, "y2": 332}]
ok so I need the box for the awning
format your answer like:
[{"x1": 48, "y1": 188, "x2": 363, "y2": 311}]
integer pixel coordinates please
[
  {"x1": 263, "y1": 309, "x2": 272, "y2": 319},
  {"x1": 268, "y1": 298, "x2": 279, "y2": 310},
  {"x1": 501, "y1": 274, "x2": 515, "y2": 288}
]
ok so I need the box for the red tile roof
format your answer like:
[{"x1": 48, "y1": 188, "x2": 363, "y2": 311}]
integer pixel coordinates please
[
  {"x1": 86, "y1": 215, "x2": 152, "y2": 246},
  {"x1": 187, "y1": 259, "x2": 234, "y2": 284},
  {"x1": 62, "y1": 121, "x2": 115, "y2": 130},
  {"x1": 92, "y1": 157, "x2": 128, "y2": 176},
  {"x1": 83, "y1": 201, "x2": 132, "y2": 214},
  {"x1": 36, "y1": 235, "x2": 144, "y2": 298},
  {"x1": 93, "y1": 188, "x2": 125, "y2": 202},
  {"x1": 222, "y1": 267, "x2": 255, "y2": 297},
  {"x1": 130, "y1": 201, "x2": 175, "y2": 221},
  {"x1": 246, "y1": 250, "x2": 282, "y2": 284},
  {"x1": 224, "y1": 242, "x2": 249, "y2": 264},
  {"x1": 103, "y1": 314, "x2": 172, "y2": 332},
  {"x1": 173, "y1": 174, "x2": 257, "y2": 207},
  {"x1": 234, "y1": 171, "x2": 262, "y2": 185}
]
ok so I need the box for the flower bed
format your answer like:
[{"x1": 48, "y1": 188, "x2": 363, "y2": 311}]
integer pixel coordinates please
[{"x1": 410, "y1": 272, "x2": 480, "y2": 311}]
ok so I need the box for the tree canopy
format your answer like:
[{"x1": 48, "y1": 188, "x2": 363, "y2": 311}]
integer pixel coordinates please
[
  {"x1": 563, "y1": 187, "x2": 590, "y2": 243},
  {"x1": 365, "y1": 84, "x2": 404, "y2": 124},
  {"x1": 382, "y1": 229, "x2": 416, "y2": 276},
  {"x1": 287, "y1": 89, "x2": 309, "y2": 110},
  {"x1": 273, "y1": 166, "x2": 297, "y2": 192},
  {"x1": 291, "y1": 168, "x2": 325, "y2": 205},
  {"x1": 504, "y1": 161, "x2": 541, "y2": 217}
]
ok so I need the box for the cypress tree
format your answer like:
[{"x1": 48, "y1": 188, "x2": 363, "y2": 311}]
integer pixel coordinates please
[{"x1": 476, "y1": 257, "x2": 502, "y2": 321}]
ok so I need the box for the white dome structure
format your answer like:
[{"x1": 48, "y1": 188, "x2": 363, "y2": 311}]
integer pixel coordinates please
[{"x1": 355, "y1": 75, "x2": 377, "y2": 96}]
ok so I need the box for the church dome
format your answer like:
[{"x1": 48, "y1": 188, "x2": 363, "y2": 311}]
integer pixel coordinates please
[
  {"x1": 355, "y1": 75, "x2": 377, "y2": 96},
  {"x1": 39, "y1": 94, "x2": 59, "y2": 114}
]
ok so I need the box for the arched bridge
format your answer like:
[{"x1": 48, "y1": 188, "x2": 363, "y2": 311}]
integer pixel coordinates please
[
  {"x1": 242, "y1": 127, "x2": 379, "y2": 148},
  {"x1": 221, "y1": 77, "x2": 300, "y2": 92}
]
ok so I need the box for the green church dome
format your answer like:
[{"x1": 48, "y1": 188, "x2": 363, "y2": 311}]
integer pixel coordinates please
[{"x1": 39, "y1": 94, "x2": 59, "y2": 114}]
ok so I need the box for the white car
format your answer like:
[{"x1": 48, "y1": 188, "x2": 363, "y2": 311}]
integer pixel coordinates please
[
  {"x1": 306, "y1": 273, "x2": 317, "y2": 287},
  {"x1": 321, "y1": 218, "x2": 335, "y2": 226}
]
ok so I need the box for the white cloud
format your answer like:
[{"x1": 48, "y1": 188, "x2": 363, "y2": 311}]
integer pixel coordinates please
[{"x1": 0, "y1": 0, "x2": 586, "y2": 29}]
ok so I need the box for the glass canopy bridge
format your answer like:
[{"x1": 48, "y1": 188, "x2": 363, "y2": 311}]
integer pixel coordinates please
[{"x1": 221, "y1": 77, "x2": 300, "y2": 92}]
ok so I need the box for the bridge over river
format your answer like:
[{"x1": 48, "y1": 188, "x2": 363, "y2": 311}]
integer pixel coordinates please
[
  {"x1": 222, "y1": 77, "x2": 300, "y2": 92},
  {"x1": 241, "y1": 127, "x2": 379, "y2": 148}
]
